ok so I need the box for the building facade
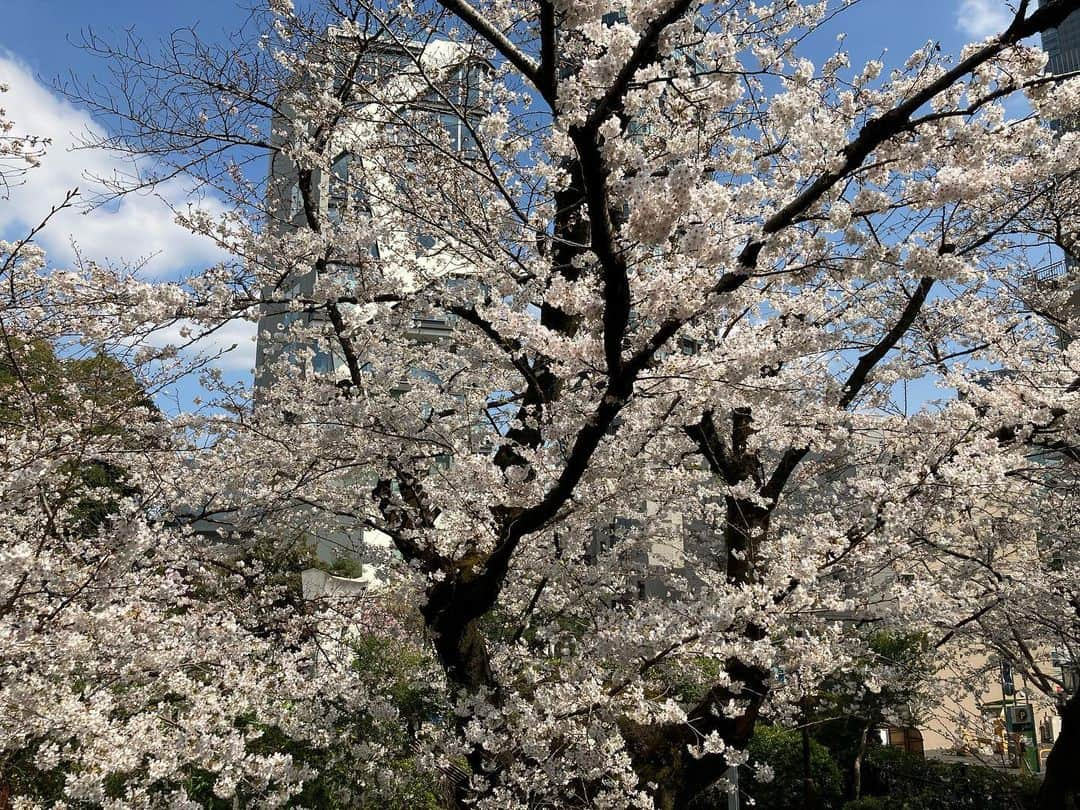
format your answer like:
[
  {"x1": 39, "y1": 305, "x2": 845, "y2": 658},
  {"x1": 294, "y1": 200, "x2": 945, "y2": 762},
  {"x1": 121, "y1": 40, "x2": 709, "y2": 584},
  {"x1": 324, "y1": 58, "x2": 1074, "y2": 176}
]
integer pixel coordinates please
[
  {"x1": 1043, "y1": 1, "x2": 1080, "y2": 75},
  {"x1": 1038, "y1": 1, "x2": 1080, "y2": 339},
  {"x1": 255, "y1": 35, "x2": 489, "y2": 389},
  {"x1": 251, "y1": 34, "x2": 490, "y2": 578}
]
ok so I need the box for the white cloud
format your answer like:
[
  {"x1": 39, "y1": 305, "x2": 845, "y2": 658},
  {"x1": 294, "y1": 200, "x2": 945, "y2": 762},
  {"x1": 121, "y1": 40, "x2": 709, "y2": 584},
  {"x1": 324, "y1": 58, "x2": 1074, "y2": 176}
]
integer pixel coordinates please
[
  {"x1": 1, "y1": 52, "x2": 256, "y2": 397},
  {"x1": 205, "y1": 320, "x2": 259, "y2": 375},
  {"x1": 0, "y1": 51, "x2": 230, "y2": 279},
  {"x1": 956, "y1": 0, "x2": 1014, "y2": 40},
  {"x1": 167, "y1": 318, "x2": 258, "y2": 375}
]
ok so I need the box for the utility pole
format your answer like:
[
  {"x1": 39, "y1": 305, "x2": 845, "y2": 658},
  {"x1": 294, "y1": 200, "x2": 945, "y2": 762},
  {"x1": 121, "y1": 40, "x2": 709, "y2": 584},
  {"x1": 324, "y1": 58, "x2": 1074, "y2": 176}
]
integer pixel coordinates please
[{"x1": 725, "y1": 766, "x2": 739, "y2": 810}]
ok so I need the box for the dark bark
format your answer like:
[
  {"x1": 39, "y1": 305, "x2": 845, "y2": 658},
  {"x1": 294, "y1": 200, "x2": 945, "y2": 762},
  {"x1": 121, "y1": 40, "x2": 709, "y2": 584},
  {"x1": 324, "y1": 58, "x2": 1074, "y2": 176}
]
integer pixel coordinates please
[
  {"x1": 621, "y1": 659, "x2": 770, "y2": 810},
  {"x1": 802, "y1": 724, "x2": 820, "y2": 810},
  {"x1": 852, "y1": 719, "x2": 871, "y2": 800},
  {"x1": 1039, "y1": 688, "x2": 1080, "y2": 810},
  {"x1": 421, "y1": 594, "x2": 496, "y2": 693}
]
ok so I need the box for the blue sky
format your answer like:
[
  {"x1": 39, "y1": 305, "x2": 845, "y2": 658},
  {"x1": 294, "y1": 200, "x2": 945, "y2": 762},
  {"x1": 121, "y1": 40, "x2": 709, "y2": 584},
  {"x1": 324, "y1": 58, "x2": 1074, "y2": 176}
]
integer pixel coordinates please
[
  {"x1": 2, "y1": 1, "x2": 249, "y2": 79},
  {"x1": 0, "y1": 0, "x2": 1044, "y2": 412},
  {"x1": 1, "y1": 0, "x2": 1013, "y2": 79}
]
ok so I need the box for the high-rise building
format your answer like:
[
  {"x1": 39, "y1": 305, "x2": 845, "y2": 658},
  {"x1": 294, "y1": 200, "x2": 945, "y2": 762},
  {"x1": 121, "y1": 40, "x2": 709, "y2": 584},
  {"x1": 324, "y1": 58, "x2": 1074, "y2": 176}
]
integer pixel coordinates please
[
  {"x1": 1042, "y1": 2, "x2": 1080, "y2": 75},
  {"x1": 1031, "y1": 4, "x2": 1080, "y2": 340},
  {"x1": 254, "y1": 34, "x2": 489, "y2": 390},
  {"x1": 249, "y1": 34, "x2": 490, "y2": 578}
]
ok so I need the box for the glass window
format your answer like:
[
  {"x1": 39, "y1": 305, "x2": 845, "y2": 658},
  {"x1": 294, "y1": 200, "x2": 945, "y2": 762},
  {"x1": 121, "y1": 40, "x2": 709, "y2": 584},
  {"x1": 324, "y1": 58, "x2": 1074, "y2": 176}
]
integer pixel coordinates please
[
  {"x1": 333, "y1": 46, "x2": 414, "y2": 100},
  {"x1": 408, "y1": 368, "x2": 443, "y2": 385},
  {"x1": 416, "y1": 232, "x2": 438, "y2": 253},
  {"x1": 435, "y1": 112, "x2": 462, "y2": 151},
  {"x1": 287, "y1": 182, "x2": 303, "y2": 220},
  {"x1": 312, "y1": 347, "x2": 335, "y2": 374},
  {"x1": 278, "y1": 311, "x2": 303, "y2": 330},
  {"x1": 327, "y1": 152, "x2": 369, "y2": 223},
  {"x1": 444, "y1": 63, "x2": 487, "y2": 108}
]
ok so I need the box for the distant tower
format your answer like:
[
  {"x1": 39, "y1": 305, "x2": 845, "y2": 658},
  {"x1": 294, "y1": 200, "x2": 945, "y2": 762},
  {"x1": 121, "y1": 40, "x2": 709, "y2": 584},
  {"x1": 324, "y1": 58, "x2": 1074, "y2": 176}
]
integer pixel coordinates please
[
  {"x1": 254, "y1": 35, "x2": 489, "y2": 391},
  {"x1": 1036, "y1": 3, "x2": 1080, "y2": 342},
  {"x1": 250, "y1": 34, "x2": 490, "y2": 574},
  {"x1": 1042, "y1": 2, "x2": 1080, "y2": 75}
]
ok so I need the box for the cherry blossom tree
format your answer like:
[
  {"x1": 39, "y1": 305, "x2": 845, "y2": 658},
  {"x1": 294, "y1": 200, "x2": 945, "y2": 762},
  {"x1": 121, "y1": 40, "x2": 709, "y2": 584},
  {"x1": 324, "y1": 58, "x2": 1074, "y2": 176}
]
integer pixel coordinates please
[
  {"x1": 4, "y1": 0, "x2": 1080, "y2": 807},
  {"x1": 0, "y1": 104, "x2": 438, "y2": 808},
  {"x1": 0, "y1": 82, "x2": 48, "y2": 198},
  {"x1": 918, "y1": 384, "x2": 1080, "y2": 806},
  {"x1": 0, "y1": 225, "x2": 451, "y2": 805}
]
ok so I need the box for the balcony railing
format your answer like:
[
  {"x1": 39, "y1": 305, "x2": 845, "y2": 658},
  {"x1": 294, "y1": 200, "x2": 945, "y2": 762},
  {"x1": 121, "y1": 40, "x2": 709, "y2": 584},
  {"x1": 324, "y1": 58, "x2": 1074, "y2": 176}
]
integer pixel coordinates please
[
  {"x1": 1019, "y1": 259, "x2": 1071, "y2": 288},
  {"x1": 1048, "y1": 45, "x2": 1080, "y2": 77},
  {"x1": 405, "y1": 316, "x2": 455, "y2": 342}
]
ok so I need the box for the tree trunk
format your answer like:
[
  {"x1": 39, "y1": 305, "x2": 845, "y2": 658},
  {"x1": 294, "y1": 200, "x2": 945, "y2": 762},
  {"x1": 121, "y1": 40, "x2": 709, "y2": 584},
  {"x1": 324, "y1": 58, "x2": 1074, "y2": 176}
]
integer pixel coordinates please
[
  {"x1": 619, "y1": 660, "x2": 770, "y2": 810},
  {"x1": 802, "y1": 724, "x2": 820, "y2": 810},
  {"x1": 1039, "y1": 689, "x2": 1080, "y2": 810},
  {"x1": 852, "y1": 720, "x2": 871, "y2": 800}
]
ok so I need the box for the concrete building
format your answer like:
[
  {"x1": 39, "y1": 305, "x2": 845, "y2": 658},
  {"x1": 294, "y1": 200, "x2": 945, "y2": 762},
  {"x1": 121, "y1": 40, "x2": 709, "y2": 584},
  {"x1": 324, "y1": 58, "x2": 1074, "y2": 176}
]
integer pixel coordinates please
[
  {"x1": 1043, "y1": 1, "x2": 1080, "y2": 75},
  {"x1": 250, "y1": 28, "x2": 713, "y2": 599},
  {"x1": 255, "y1": 34, "x2": 489, "y2": 388},
  {"x1": 1035, "y1": 2, "x2": 1080, "y2": 342},
  {"x1": 251, "y1": 34, "x2": 490, "y2": 581}
]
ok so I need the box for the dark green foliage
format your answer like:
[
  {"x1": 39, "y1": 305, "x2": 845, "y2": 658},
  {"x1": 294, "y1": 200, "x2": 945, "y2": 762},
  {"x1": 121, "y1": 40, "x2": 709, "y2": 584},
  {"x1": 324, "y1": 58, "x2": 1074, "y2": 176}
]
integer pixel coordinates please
[
  {"x1": 694, "y1": 728, "x2": 1038, "y2": 810},
  {"x1": 857, "y1": 746, "x2": 1039, "y2": 810},
  {"x1": 744, "y1": 725, "x2": 845, "y2": 810},
  {"x1": 807, "y1": 631, "x2": 935, "y2": 798},
  {"x1": 168, "y1": 626, "x2": 446, "y2": 809},
  {"x1": 842, "y1": 798, "x2": 907, "y2": 809},
  {"x1": 659, "y1": 654, "x2": 726, "y2": 705},
  {"x1": 326, "y1": 553, "x2": 367, "y2": 579},
  {"x1": 0, "y1": 745, "x2": 67, "y2": 807},
  {"x1": 238, "y1": 724, "x2": 444, "y2": 810},
  {"x1": 66, "y1": 458, "x2": 141, "y2": 537},
  {"x1": 278, "y1": 626, "x2": 446, "y2": 808},
  {"x1": 0, "y1": 338, "x2": 156, "y2": 538},
  {"x1": 351, "y1": 629, "x2": 444, "y2": 724},
  {"x1": 811, "y1": 715, "x2": 872, "y2": 782},
  {"x1": 0, "y1": 338, "x2": 154, "y2": 428}
]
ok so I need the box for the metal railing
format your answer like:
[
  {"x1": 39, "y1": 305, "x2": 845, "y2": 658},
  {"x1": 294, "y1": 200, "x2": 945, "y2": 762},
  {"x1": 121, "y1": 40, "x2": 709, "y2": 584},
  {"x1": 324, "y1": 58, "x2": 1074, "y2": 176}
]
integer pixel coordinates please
[
  {"x1": 1049, "y1": 45, "x2": 1080, "y2": 77},
  {"x1": 1019, "y1": 259, "x2": 1071, "y2": 288}
]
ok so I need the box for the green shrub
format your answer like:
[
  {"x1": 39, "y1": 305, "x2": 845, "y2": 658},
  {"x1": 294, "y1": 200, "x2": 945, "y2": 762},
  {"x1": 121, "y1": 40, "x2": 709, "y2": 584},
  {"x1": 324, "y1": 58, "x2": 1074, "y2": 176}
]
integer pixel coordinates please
[
  {"x1": 842, "y1": 798, "x2": 907, "y2": 810},
  {"x1": 860, "y1": 746, "x2": 1038, "y2": 810},
  {"x1": 743, "y1": 725, "x2": 845, "y2": 810}
]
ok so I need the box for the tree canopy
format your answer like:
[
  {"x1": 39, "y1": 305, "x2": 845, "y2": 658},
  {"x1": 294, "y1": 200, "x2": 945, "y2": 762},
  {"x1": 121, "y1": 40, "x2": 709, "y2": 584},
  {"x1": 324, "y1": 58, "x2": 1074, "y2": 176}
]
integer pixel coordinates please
[{"x1": 3, "y1": 1, "x2": 1080, "y2": 808}]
